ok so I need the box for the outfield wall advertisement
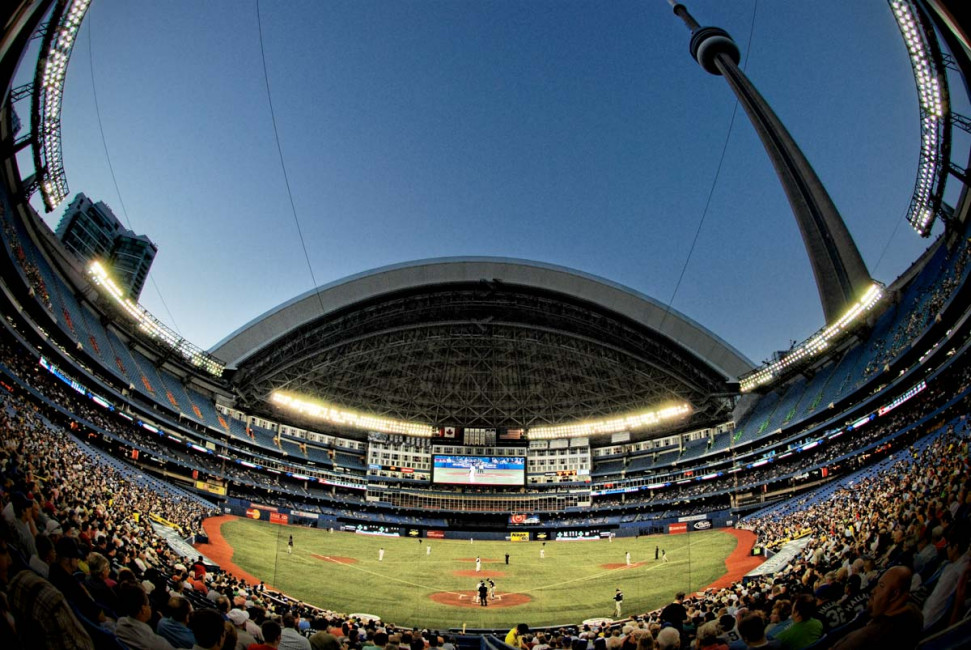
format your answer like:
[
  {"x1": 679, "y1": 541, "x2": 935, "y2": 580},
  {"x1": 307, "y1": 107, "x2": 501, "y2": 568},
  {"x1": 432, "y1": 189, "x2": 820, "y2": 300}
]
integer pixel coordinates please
[
  {"x1": 554, "y1": 529, "x2": 605, "y2": 541},
  {"x1": 509, "y1": 514, "x2": 541, "y2": 526}
]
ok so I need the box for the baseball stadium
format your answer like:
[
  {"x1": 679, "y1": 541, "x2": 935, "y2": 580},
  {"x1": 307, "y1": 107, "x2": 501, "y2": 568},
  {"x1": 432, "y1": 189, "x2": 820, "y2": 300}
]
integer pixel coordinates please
[{"x1": 0, "y1": 1, "x2": 970, "y2": 649}]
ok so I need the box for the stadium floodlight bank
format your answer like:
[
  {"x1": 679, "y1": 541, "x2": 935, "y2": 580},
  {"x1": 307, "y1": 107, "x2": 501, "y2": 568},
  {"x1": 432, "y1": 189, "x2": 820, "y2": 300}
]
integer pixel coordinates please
[
  {"x1": 527, "y1": 403, "x2": 692, "y2": 439},
  {"x1": 740, "y1": 283, "x2": 885, "y2": 393},
  {"x1": 888, "y1": 0, "x2": 952, "y2": 236},
  {"x1": 30, "y1": 0, "x2": 92, "y2": 212},
  {"x1": 273, "y1": 388, "x2": 692, "y2": 440},
  {"x1": 87, "y1": 261, "x2": 225, "y2": 377},
  {"x1": 271, "y1": 391, "x2": 437, "y2": 437}
]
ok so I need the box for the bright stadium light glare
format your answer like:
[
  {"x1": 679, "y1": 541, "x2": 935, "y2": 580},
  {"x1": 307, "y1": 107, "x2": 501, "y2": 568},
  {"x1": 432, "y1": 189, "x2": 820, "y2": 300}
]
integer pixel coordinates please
[
  {"x1": 88, "y1": 261, "x2": 225, "y2": 377},
  {"x1": 270, "y1": 391, "x2": 436, "y2": 437},
  {"x1": 888, "y1": 0, "x2": 951, "y2": 236},
  {"x1": 271, "y1": 392, "x2": 690, "y2": 440},
  {"x1": 740, "y1": 283, "x2": 885, "y2": 392},
  {"x1": 527, "y1": 403, "x2": 692, "y2": 440},
  {"x1": 31, "y1": 0, "x2": 93, "y2": 212}
]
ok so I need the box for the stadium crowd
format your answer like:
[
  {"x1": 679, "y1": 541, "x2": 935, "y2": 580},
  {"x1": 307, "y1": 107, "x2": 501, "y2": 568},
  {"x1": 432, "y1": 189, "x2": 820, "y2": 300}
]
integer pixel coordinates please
[
  {"x1": 1, "y1": 266, "x2": 970, "y2": 649},
  {"x1": 0, "y1": 380, "x2": 488, "y2": 650},
  {"x1": 524, "y1": 421, "x2": 971, "y2": 650},
  {"x1": 2, "y1": 331, "x2": 970, "y2": 650},
  {"x1": 862, "y1": 238, "x2": 971, "y2": 382}
]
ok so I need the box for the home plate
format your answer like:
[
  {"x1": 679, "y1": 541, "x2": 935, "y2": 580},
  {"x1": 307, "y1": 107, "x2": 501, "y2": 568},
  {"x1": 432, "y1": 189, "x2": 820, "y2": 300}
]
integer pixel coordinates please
[{"x1": 430, "y1": 591, "x2": 531, "y2": 608}]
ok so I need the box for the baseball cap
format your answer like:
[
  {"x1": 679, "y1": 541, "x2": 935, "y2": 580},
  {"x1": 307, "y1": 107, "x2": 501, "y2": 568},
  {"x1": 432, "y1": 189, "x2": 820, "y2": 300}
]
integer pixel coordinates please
[{"x1": 228, "y1": 609, "x2": 250, "y2": 626}]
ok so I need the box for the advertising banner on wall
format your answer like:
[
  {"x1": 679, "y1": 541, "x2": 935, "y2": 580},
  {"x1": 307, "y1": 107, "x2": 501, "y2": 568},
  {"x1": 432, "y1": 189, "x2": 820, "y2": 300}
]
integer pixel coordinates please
[
  {"x1": 509, "y1": 514, "x2": 542, "y2": 525},
  {"x1": 269, "y1": 512, "x2": 289, "y2": 525},
  {"x1": 291, "y1": 510, "x2": 319, "y2": 520},
  {"x1": 195, "y1": 481, "x2": 227, "y2": 496},
  {"x1": 353, "y1": 524, "x2": 400, "y2": 537},
  {"x1": 668, "y1": 522, "x2": 688, "y2": 534},
  {"x1": 510, "y1": 532, "x2": 530, "y2": 542},
  {"x1": 427, "y1": 530, "x2": 445, "y2": 538},
  {"x1": 555, "y1": 529, "x2": 603, "y2": 541}
]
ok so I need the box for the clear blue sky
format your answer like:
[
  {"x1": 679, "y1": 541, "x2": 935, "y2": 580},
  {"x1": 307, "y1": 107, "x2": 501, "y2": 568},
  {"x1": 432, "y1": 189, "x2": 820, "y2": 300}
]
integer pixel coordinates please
[{"x1": 20, "y1": 0, "x2": 960, "y2": 367}]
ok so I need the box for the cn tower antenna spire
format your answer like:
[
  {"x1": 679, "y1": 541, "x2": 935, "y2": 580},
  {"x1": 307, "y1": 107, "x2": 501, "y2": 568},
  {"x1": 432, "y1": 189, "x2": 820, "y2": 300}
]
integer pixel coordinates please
[{"x1": 666, "y1": 2, "x2": 873, "y2": 324}]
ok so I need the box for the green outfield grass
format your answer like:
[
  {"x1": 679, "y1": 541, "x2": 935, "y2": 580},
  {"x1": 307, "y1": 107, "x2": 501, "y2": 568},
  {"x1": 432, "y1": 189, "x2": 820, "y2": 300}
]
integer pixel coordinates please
[{"x1": 220, "y1": 519, "x2": 738, "y2": 630}]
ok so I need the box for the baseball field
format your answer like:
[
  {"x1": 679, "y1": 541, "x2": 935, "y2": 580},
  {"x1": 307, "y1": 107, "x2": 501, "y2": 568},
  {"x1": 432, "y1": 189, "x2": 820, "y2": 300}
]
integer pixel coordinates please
[{"x1": 201, "y1": 516, "x2": 756, "y2": 630}]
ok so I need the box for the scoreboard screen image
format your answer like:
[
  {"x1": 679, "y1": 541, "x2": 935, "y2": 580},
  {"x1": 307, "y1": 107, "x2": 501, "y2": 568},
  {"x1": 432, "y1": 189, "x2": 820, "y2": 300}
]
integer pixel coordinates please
[{"x1": 432, "y1": 455, "x2": 526, "y2": 486}]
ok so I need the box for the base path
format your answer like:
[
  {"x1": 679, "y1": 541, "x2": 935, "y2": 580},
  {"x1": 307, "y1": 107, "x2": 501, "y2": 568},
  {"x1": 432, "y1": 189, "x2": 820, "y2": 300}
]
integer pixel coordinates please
[
  {"x1": 195, "y1": 515, "x2": 270, "y2": 589},
  {"x1": 312, "y1": 554, "x2": 359, "y2": 565},
  {"x1": 428, "y1": 591, "x2": 531, "y2": 608},
  {"x1": 600, "y1": 561, "x2": 647, "y2": 570},
  {"x1": 703, "y1": 528, "x2": 764, "y2": 591}
]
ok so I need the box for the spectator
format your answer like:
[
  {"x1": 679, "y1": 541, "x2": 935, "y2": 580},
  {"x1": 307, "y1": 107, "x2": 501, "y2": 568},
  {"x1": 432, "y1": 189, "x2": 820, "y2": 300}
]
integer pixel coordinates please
[
  {"x1": 189, "y1": 609, "x2": 229, "y2": 650},
  {"x1": 250, "y1": 620, "x2": 283, "y2": 649},
  {"x1": 660, "y1": 593, "x2": 688, "y2": 631},
  {"x1": 48, "y1": 535, "x2": 107, "y2": 625},
  {"x1": 85, "y1": 551, "x2": 119, "y2": 618},
  {"x1": 635, "y1": 632, "x2": 654, "y2": 650},
  {"x1": 773, "y1": 595, "x2": 823, "y2": 650},
  {"x1": 310, "y1": 631, "x2": 341, "y2": 650},
  {"x1": 3, "y1": 492, "x2": 38, "y2": 558},
  {"x1": 280, "y1": 613, "x2": 312, "y2": 650},
  {"x1": 696, "y1": 621, "x2": 729, "y2": 649},
  {"x1": 365, "y1": 631, "x2": 389, "y2": 650},
  {"x1": 115, "y1": 582, "x2": 177, "y2": 650},
  {"x1": 224, "y1": 621, "x2": 239, "y2": 650},
  {"x1": 2, "y1": 524, "x2": 94, "y2": 649},
  {"x1": 157, "y1": 595, "x2": 196, "y2": 649},
  {"x1": 764, "y1": 599, "x2": 792, "y2": 638},
  {"x1": 229, "y1": 608, "x2": 258, "y2": 650},
  {"x1": 655, "y1": 627, "x2": 679, "y2": 650},
  {"x1": 506, "y1": 624, "x2": 530, "y2": 649},
  {"x1": 736, "y1": 614, "x2": 779, "y2": 649},
  {"x1": 832, "y1": 566, "x2": 922, "y2": 648},
  {"x1": 29, "y1": 533, "x2": 54, "y2": 578},
  {"x1": 922, "y1": 527, "x2": 970, "y2": 631}
]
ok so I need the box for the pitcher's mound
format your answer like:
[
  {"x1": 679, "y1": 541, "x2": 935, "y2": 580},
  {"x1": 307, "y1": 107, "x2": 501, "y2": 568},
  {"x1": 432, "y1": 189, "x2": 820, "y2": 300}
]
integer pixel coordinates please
[
  {"x1": 453, "y1": 570, "x2": 506, "y2": 578},
  {"x1": 311, "y1": 555, "x2": 359, "y2": 564},
  {"x1": 429, "y1": 591, "x2": 531, "y2": 608}
]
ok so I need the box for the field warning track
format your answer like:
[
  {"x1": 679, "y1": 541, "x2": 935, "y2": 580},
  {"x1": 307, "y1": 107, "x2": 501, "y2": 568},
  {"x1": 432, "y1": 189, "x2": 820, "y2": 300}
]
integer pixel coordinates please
[{"x1": 195, "y1": 515, "x2": 269, "y2": 589}]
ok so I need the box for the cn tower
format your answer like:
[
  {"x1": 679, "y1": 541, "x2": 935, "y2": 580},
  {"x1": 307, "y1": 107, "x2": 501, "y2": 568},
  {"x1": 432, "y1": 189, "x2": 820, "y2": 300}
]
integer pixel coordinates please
[{"x1": 669, "y1": 2, "x2": 873, "y2": 324}]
